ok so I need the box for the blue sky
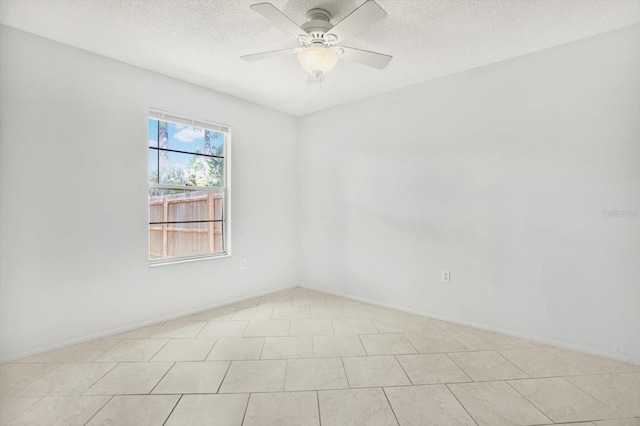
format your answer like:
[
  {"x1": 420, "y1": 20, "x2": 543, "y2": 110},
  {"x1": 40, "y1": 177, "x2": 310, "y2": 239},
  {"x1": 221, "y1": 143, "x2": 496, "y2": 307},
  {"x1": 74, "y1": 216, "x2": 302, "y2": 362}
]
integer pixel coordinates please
[{"x1": 148, "y1": 119, "x2": 224, "y2": 179}]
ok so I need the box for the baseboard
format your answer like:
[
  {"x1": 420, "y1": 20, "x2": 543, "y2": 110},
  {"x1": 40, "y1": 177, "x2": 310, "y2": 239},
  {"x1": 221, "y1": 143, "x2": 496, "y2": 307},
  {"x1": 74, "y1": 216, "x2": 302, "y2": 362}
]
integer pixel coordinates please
[
  {"x1": 1, "y1": 284, "x2": 296, "y2": 364},
  {"x1": 301, "y1": 285, "x2": 640, "y2": 365}
]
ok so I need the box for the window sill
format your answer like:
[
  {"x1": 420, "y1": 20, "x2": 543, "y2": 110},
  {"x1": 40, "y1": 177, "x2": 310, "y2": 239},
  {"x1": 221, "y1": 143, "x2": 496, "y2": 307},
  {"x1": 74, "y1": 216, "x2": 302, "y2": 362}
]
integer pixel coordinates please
[{"x1": 149, "y1": 253, "x2": 230, "y2": 267}]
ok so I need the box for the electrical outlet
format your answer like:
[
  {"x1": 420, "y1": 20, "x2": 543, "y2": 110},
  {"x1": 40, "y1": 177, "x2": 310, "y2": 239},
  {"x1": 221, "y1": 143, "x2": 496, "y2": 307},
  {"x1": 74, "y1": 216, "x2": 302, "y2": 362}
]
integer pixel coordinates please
[
  {"x1": 240, "y1": 259, "x2": 247, "y2": 270},
  {"x1": 441, "y1": 270, "x2": 450, "y2": 283}
]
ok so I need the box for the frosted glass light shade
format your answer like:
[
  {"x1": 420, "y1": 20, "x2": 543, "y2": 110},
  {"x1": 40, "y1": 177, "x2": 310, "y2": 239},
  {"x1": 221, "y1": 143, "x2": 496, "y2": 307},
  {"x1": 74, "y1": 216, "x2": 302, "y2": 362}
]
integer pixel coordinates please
[{"x1": 297, "y1": 47, "x2": 339, "y2": 74}]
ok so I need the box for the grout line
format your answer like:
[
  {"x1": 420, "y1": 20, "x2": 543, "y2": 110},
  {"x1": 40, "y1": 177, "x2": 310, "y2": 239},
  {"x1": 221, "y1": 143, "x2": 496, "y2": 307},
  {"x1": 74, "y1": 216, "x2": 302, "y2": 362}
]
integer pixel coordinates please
[
  {"x1": 503, "y1": 380, "x2": 554, "y2": 423},
  {"x1": 82, "y1": 394, "x2": 114, "y2": 426},
  {"x1": 240, "y1": 393, "x2": 251, "y2": 425},
  {"x1": 161, "y1": 394, "x2": 183, "y2": 426},
  {"x1": 381, "y1": 387, "x2": 401, "y2": 426},
  {"x1": 147, "y1": 338, "x2": 172, "y2": 361},
  {"x1": 215, "y1": 361, "x2": 233, "y2": 393},
  {"x1": 202, "y1": 338, "x2": 220, "y2": 361},
  {"x1": 81, "y1": 362, "x2": 120, "y2": 394},
  {"x1": 393, "y1": 354, "x2": 414, "y2": 385},
  {"x1": 258, "y1": 337, "x2": 266, "y2": 360},
  {"x1": 340, "y1": 357, "x2": 351, "y2": 388},
  {"x1": 444, "y1": 383, "x2": 480, "y2": 426},
  {"x1": 316, "y1": 390, "x2": 322, "y2": 426},
  {"x1": 149, "y1": 362, "x2": 176, "y2": 394},
  {"x1": 356, "y1": 334, "x2": 369, "y2": 356},
  {"x1": 495, "y1": 350, "x2": 532, "y2": 378},
  {"x1": 444, "y1": 352, "x2": 473, "y2": 383},
  {"x1": 402, "y1": 333, "x2": 420, "y2": 354},
  {"x1": 283, "y1": 359, "x2": 289, "y2": 391}
]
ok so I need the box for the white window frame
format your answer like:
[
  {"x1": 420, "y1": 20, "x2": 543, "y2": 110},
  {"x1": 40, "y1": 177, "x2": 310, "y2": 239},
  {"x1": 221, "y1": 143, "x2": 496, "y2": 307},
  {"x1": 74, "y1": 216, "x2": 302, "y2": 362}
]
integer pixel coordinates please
[{"x1": 148, "y1": 108, "x2": 231, "y2": 266}]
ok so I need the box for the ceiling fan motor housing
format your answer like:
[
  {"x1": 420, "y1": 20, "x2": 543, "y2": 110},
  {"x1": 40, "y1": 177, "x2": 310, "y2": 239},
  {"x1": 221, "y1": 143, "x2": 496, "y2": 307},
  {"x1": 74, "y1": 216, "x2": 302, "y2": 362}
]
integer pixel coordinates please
[{"x1": 300, "y1": 8, "x2": 336, "y2": 46}]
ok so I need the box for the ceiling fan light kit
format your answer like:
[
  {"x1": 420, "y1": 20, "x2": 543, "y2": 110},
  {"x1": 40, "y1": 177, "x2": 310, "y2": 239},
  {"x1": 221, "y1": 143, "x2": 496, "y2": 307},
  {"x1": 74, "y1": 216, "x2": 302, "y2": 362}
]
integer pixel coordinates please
[{"x1": 242, "y1": 0, "x2": 393, "y2": 81}]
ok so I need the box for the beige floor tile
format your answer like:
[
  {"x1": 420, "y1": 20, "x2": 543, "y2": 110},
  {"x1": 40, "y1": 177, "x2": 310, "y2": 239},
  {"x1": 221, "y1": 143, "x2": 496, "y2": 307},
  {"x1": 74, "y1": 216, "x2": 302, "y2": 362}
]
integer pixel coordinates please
[
  {"x1": 332, "y1": 318, "x2": 378, "y2": 334},
  {"x1": 448, "y1": 351, "x2": 529, "y2": 381},
  {"x1": 311, "y1": 306, "x2": 355, "y2": 319},
  {"x1": 243, "y1": 391, "x2": 319, "y2": 426},
  {"x1": 0, "y1": 397, "x2": 41, "y2": 424},
  {"x1": 244, "y1": 320, "x2": 290, "y2": 337},
  {"x1": 319, "y1": 388, "x2": 398, "y2": 426},
  {"x1": 152, "y1": 361, "x2": 230, "y2": 394},
  {"x1": 371, "y1": 317, "x2": 422, "y2": 333},
  {"x1": 151, "y1": 338, "x2": 217, "y2": 361},
  {"x1": 552, "y1": 423, "x2": 596, "y2": 426},
  {"x1": 555, "y1": 349, "x2": 640, "y2": 375},
  {"x1": 404, "y1": 331, "x2": 466, "y2": 353},
  {"x1": 261, "y1": 336, "x2": 314, "y2": 359},
  {"x1": 228, "y1": 298, "x2": 260, "y2": 309},
  {"x1": 16, "y1": 363, "x2": 116, "y2": 396},
  {"x1": 165, "y1": 394, "x2": 249, "y2": 426},
  {"x1": 397, "y1": 353, "x2": 471, "y2": 385},
  {"x1": 206, "y1": 337, "x2": 264, "y2": 360},
  {"x1": 218, "y1": 360, "x2": 286, "y2": 393},
  {"x1": 110, "y1": 324, "x2": 164, "y2": 338},
  {"x1": 325, "y1": 296, "x2": 361, "y2": 306},
  {"x1": 360, "y1": 333, "x2": 417, "y2": 355},
  {"x1": 342, "y1": 356, "x2": 410, "y2": 388},
  {"x1": 566, "y1": 373, "x2": 640, "y2": 417},
  {"x1": 94, "y1": 338, "x2": 168, "y2": 362},
  {"x1": 595, "y1": 419, "x2": 640, "y2": 426},
  {"x1": 150, "y1": 321, "x2": 207, "y2": 338},
  {"x1": 185, "y1": 307, "x2": 236, "y2": 322},
  {"x1": 451, "y1": 329, "x2": 542, "y2": 351},
  {"x1": 86, "y1": 395, "x2": 179, "y2": 426},
  {"x1": 448, "y1": 381, "x2": 551, "y2": 425},
  {"x1": 384, "y1": 384, "x2": 476, "y2": 426},
  {"x1": 198, "y1": 321, "x2": 249, "y2": 338},
  {"x1": 286, "y1": 358, "x2": 349, "y2": 391},
  {"x1": 0, "y1": 363, "x2": 59, "y2": 396},
  {"x1": 415, "y1": 318, "x2": 462, "y2": 332},
  {"x1": 272, "y1": 307, "x2": 311, "y2": 319},
  {"x1": 289, "y1": 319, "x2": 333, "y2": 336},
  {"x1": 16, "y1": 339, "x2": 120, "y2": 363},
  {"x1": 84, "y1": 362, "x2": 173, "y2": 395},
  {"x1": 231, "y1": 306, "x2": 274, "y2": 320},
  {"x1": 312, "y1": 335, "x2": 366, "y2": 357},
  {"x1": 9, "y1": 396, "x2": 110, "y2": 426},
  {"x1": 293, "y1": 297, "x2": 327, "y2": 307},
  {"x1": 500, "y1": 348, "x2": 588, "y2": 377},
  {"x1": 508, "y1": 377, "x2": 618, "y2": 423}
]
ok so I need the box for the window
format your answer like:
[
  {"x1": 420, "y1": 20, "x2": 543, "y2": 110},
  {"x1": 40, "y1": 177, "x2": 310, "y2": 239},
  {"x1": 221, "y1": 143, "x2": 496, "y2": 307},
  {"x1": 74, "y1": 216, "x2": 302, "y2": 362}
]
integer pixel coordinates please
[{"x1": 147, "y1": 109, "x2": 230, "y2": 264}]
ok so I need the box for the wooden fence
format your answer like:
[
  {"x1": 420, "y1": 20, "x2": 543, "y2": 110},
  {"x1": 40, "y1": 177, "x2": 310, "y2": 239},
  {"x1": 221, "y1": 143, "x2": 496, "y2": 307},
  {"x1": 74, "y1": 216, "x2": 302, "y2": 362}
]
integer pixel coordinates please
[{"x1": 149, "y1": 190, "x2": 224, "y2": 259}]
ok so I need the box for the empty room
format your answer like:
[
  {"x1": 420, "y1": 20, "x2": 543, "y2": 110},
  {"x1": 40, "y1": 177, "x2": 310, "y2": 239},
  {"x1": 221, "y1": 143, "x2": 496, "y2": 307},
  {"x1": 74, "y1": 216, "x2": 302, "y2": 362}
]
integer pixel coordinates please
[{"x1": 0, "y1": 0, "x2": 639, "y2": 425}]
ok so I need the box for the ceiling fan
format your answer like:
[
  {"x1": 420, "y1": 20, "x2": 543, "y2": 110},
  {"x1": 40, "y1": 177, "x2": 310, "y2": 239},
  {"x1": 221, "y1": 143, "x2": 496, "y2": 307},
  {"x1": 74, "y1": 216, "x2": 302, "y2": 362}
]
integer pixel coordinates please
[{"x1": 241, "y1": 0, "x2": 392, "y2": 82}]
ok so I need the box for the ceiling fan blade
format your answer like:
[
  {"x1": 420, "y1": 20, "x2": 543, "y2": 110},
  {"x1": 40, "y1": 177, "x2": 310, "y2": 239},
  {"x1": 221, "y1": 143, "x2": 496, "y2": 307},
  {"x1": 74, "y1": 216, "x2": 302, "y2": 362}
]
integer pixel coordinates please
[
  {"x1": 337, "y1": 46, "x2": 392, "y2": 69},
  {"x1": 250, "y1": 3, "x2": 308, "y2": 38},
  {"x1": 326, "y1": 0, "x2": 388, "y2": 43},
  {"x1": 241, "y1": 47, "x2": 298, "y2": 62}
]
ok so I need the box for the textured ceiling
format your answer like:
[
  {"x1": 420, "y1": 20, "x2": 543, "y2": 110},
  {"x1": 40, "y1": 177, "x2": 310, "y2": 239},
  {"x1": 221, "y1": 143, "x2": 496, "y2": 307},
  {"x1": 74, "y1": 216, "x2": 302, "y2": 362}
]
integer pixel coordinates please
[{"x1": 1, "y1": 0, "x2": 639, "y2": 116}]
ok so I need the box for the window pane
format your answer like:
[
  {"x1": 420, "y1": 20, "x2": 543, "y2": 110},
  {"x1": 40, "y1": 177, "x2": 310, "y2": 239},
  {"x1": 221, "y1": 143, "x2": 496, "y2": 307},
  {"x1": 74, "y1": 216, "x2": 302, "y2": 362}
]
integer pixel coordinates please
[
  {"x1": 158, "y1": 150, "x2": 223, "y2": 187},
  {"x1": 148, "y1": 189, "x2": 224, "y2": 223},
  {"x1": 148, "y1": 119, "x2": 158, "y2": 147},
  {"x1": 149, "y1": 189, "x2": 224, "y2": 260},
  {"x1": 148, "y1": 149, "x2": 158, "y2": 184}
]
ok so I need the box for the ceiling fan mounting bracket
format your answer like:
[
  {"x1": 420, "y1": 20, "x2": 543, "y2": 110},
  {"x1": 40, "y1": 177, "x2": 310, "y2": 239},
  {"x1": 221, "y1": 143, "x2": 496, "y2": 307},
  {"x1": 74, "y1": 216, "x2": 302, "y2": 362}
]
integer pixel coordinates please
[{"x1": 306, "y1": 8, "x2": 331, "y2": 22}]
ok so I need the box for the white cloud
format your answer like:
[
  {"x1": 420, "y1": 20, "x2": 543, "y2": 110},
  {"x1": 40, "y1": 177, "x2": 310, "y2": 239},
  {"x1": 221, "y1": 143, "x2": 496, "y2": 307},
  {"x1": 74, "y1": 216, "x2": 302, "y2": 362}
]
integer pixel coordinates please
[{"x1": 173, "y1": 126, "x2": 203, "y2": 143}]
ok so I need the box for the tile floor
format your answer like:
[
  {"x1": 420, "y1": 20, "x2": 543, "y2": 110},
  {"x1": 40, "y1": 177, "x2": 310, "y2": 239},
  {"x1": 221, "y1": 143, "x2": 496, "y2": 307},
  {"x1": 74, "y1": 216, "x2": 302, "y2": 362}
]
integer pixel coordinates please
[{"x1": 1, "y1": 287, "x2": 639, "y2": 425}]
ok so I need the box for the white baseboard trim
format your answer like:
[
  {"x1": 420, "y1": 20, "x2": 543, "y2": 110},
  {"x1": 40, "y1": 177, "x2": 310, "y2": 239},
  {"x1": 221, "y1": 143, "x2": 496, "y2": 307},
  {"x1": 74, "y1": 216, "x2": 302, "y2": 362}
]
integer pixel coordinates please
[
  {"x1": 302, "y1": 285, "x2": 640, "y2": 365},
  {"x1": 1, "y1": 285, "x2": 296, "y2": 364}
]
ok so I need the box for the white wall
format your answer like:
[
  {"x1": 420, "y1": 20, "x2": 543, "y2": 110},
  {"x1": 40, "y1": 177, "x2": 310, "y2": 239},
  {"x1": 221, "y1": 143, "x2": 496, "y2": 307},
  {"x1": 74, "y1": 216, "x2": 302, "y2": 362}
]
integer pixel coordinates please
[
  {"x1": 299, "y1": 25, "x2": 640, "y2": 363},
  {"x1": 0, "y1": 26, "x2": 299, "y2": 361}
]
